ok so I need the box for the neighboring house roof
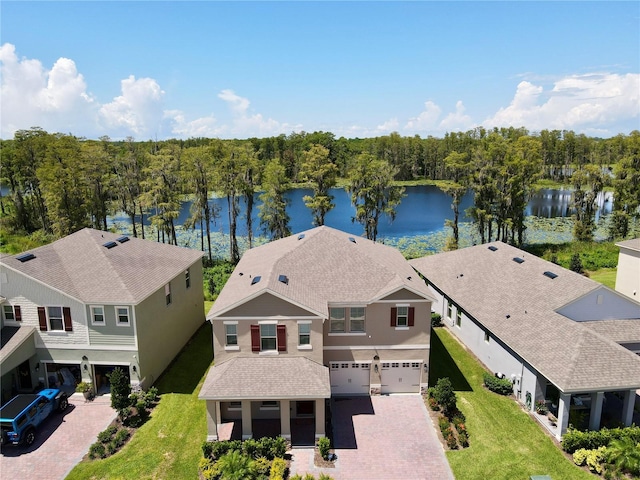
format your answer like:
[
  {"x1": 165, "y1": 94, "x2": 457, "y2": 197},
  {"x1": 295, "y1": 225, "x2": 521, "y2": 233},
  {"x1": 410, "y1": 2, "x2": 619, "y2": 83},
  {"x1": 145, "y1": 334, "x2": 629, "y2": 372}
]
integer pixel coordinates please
[
  {"x1": 0, "y1": 326, "x2": 36, "y2": 372},
  {"x1": 199, "y1": 356, "x2": 331, "y2": 400},
  {"x1": 582, "y1": 319, "x2": 640, "y2": 344},
  {"x1": 0, "y1": 228, "x2": 203, "y2": 305},
  {"x1": 208, "y1": 226, "x2": 434, "y2": 319},
  {"x1": 410, "y1": 242, "x2": 640, "y2": 393},
  {"x1": 616, "y1": 238, "x2": 640, "y2": 252}
]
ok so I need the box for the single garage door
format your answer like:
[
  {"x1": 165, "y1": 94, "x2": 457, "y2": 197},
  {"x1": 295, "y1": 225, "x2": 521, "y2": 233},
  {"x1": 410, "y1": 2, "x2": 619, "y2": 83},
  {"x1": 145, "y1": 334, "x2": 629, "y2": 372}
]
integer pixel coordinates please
[
  {"x1": 330, "y1": 362, "x2": 370, "y2": 396},
  {"x1": 381, "y1": 361, "x2": 421, "y2": 394}
]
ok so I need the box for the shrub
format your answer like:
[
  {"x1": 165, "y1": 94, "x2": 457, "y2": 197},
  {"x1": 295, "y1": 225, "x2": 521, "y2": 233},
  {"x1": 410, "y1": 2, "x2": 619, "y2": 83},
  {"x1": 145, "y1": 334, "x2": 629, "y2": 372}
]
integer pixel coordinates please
[
  {"x1": 433, "y1": 377, "x2": 457, "y2": 416},
  {"x1": 318, "y1": 474, "x2": 334, "y2": 480},
  {"x1": 482, "y1": 373, "x2": 513, "y2": 396},
  {"x1": 585, "y1": 446, "x2": 607, "y2": 473},
  {"x1": 318, "y1": 436, "x2": 331, "y2": 460},
  {"x1": 561, "y1": 426, "x2": 640, "y2": 453},
  {"x1": 290, "y1": 475, "x2": 303, "y2": 480},
  {"x1": 242, "y1": 438, "x2": 260, "y2": 458},
  {"x1": 438, "y1": 416, "x2": 450, "y2": 436},
  {"x1": 114, "y1": 428, "x2": 130, "y2": 447},
  {"x1": 573, "y1": 448, "x2": 589, "y2": 466},
  {"x1": 199, "y1": 457, "x2": 218, "y2": 480},
  {"x1": 451, "y1": 411, "x2": 466, "y2": 426},
  {"x1": 431, "y1": 312, "x2": 443, "y2": 327},
  {"x1": 446, "y1": 431, "x2": 458, "y2": 450},
  {"x1": 570, "y1": 252, "x2": 584, "y2": 274},
  {"x1": 428, "y1": 397, "x2": 440, "y2": 411},
  {"x1": 254, "y1": 456, "x2": 272, "y2": 477},
  {"x1": 108, "y1": 367, "x2": 131, "y2": 413},
  {"x1": 458, "y1": 430, "x2": 469, "y2": 448},
  {"x1": 269, "y1": 457, "x2": 287, "y2": 480},
  {"x1": 88, "y1": 442, "x2": 106, "y2": 459},
  {"x1": 97, "y1": 425, "x2": 118, "y2": 443},
  {"x1": 106, "y1": 441, "x2": 118, "y2": 455},
  {"x1": 535, "y1": 400, "x2": 548, "y2": 415}
]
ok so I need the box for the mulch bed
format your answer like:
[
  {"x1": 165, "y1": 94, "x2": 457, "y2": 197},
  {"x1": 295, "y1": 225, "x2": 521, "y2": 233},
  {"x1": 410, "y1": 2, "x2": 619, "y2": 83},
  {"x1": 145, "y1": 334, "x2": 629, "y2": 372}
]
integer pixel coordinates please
[{"x1": 314, "y1": 448, "x2": 336, "y2": 468}]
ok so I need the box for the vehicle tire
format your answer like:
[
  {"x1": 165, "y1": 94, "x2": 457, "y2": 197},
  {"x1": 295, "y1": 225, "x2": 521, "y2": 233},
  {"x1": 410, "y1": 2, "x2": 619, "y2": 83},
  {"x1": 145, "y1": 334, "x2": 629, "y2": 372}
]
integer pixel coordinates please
[
  {"x1": 0, "y1": 430, "x2": 8, "y2": 446},
  {"x1": 58, "y1": 395, "x2": 69, "y2": 412},
  {"x1": 23, "y1": 428, "x2": 36, "y2": 447}
]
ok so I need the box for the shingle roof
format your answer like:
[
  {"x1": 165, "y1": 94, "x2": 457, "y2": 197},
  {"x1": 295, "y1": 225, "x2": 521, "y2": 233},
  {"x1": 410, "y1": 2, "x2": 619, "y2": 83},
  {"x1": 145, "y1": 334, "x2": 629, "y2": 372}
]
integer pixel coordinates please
[
  {"x1": 616, "y1": 238, "x2": 640, "y2": 252},
  {"x1": 0, "y1": 228, "x2": 203, "y2": 304},
  {"x1": 198, "y1": 356, "x2": 330, "y2": 400},
  {"x1": 208, "y1": 226, "x2": 434, "y2": 319},
  {"x1": 581, "y1": 319, "x2": 640, "y2": 344},
  {"x1": 410, "y1": 242, "x2": 640, "y2": 393}
]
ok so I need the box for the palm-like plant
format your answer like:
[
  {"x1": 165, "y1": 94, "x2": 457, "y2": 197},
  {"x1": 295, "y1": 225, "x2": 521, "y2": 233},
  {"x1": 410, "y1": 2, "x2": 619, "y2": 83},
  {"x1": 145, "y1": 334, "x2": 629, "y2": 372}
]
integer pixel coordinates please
[
  {"x1": 606, "y1": 437, "x2": 640, "y2": 477},
  {"x1": 216, "y1": 450, "x2": 256, "y2": 480}
]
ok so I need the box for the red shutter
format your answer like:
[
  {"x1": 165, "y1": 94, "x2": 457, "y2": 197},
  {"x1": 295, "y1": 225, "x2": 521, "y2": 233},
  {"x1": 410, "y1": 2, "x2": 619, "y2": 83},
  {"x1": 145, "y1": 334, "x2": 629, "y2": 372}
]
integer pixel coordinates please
[
  {"x1": 390, "y1": 307, "x2": 397, "y2": 327},
  {"x1": 14, "y1": 305, "x2": 22, "y2": 321},
  {"x1": 38, "y1": 307, "x2": 48, "y2": 331},
  {"x1": 251, "y1": 325, "x2": 260, "y2": 352},
  {"x1": 63, "y1": 307, "x2": 73, "y2": 331},
  {"x1": 277, "y1": 325, "x2": 286, "y2": 352},
  {"x1": 408, "y1": 307, "x2": 415, "y2": 326}
]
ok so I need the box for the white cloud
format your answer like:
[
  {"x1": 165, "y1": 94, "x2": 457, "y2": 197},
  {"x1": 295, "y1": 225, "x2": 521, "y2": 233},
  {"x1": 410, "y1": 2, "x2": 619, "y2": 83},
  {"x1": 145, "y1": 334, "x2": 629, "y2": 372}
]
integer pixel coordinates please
[
  {"x1": 439, "y1": 100, "x2": 474, "y2": 132},
  {"x1": 404, "y1": 101, "x2": 442, "y2": 132},
  {"x1": 376, "y1": 118, "x2": 399, "y2": 132}
]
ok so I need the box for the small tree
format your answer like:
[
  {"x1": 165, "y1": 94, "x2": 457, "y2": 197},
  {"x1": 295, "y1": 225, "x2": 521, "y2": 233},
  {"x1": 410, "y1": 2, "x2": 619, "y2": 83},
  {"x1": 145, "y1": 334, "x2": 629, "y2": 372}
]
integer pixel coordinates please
[
  {"x1": 570, "y1": 252, "x2": 584, "y2": 274},
  {"x1": 433, "y1": 377, "x2": 457, "y2": 417},
  {"x1": 108, "y1": 367, "x2": 131, "y2": 413}
]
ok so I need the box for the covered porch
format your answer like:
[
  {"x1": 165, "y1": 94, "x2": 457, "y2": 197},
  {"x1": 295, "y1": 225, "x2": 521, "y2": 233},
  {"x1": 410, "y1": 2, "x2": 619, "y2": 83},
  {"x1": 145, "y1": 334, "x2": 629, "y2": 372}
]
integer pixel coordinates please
[{"x1": 0, "y1": 325, "x2": 38, "y2": 403}]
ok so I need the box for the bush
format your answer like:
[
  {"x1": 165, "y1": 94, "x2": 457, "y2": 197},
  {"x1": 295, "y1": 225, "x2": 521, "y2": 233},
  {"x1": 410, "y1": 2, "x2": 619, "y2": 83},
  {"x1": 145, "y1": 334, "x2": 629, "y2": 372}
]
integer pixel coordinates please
[
  {"x1": 535, "y1": 400, "x2": 548, "y2": 415},
  {"x1": 108, "y1": 367, "x2": 131, "y2": 413},
  {"x1": 97, "y1": 425, "x2": 118, "y2": 443},
  {"x1": 482, "y1": 372, "x2": 513, "y2": 396},
  {"x1": 431, "y1": 312, "x2": 443, "y2": 327},
  {"x1": 428, "y1": 396, "x2": 440, "y2": 411},
  {"x1": 318, "y1": 474, "x2": 334, "y2": 480},
  {"x1": 433, "y1": 377, "x2": 457, "y2": 416},
  {"x1": 573, "y1": 448, "x2": 589, "y2": 466},
  {"x1": 254, "y1": 456, "x2": 271, "y2": 477},
  {"x1": 269, "y1": 457, "x2": 287, "y2": 480},
  {"x1": 446, "y1": 431, "x2": 458, "y2": 450},
  {"x1": 458, "y1": 430, "x2": 469, "y2": 448},
  {"x1": 585, "y1": 446, "x2": 607, "y2": 473},
  {"x1": 570, "y1": 252, "x2": 585, "y2": 274},
  {"x1": 318, "y1": 436, "x2": 331, "y2": 460},
  {"x1": 438, "y1": 416, "x2": 450, "y2": 436},
  {"x1": 199, "y1": 457, "x2": 218, "y2": 480},
  {"x1": 88, "y1": 442, "x2": 106, "y2": 459},
  {"x1": 561, "y1": 426, "x2": 640, "y2": 453},
  {"x1": 114, "y1": 428, "x2": 130, "y2": 447}
]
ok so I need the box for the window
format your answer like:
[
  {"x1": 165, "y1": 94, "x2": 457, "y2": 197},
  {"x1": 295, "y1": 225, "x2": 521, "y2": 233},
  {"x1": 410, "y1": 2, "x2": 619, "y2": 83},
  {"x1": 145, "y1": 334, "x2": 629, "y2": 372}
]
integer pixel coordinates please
[
  {"x1": 456, "y1": 309, "x2": 462, "y2": 327},
  {"x1": 3, "y1": 305, "x2": 15, "y2": 321},
  {"x1": 330, "y1": 308, "x2": 345, "y2": 332},
  {"x1": 165, "y1": 283, "x2": 172, "y2": 305},
  {"x1": 91, "y1": 306, "x2": 105, "y2": 325},
  {"x1": 116, "y1": 306, "x2": 130, "y2": 326},
  {"x1": 185, "y1": 269, "x2": 191, "y2": 289},
  {"x1": 47, "y1": 306, "x2": 64, "y2": 331},
  {"x1": 260, "y1": 324, "x2": 277, "y2": 351},
  {"x1": 228, "y1": 401, "x2": 241, "y2": 410},
  {"x1": 447, "y1": 302, "x2": 453, "y2": 319},
  {"x1": 350, "y1": 307, "x2": 365, "y2": 332},
  {"x1": 225, "y1": 324, "x2": 238, "y2": 346},
  {"x1": 396, "y1": 306, "x2": 408, "y2": 327},
  {"x1": 484, "y1": 331, "x2": 490, "y2": 343},
  {"x1": 298, "y1": 323, "x2": 310, "y2": 346},
  {"x1": 260, "y1": 401, "x2": 278, "y2": 410}
]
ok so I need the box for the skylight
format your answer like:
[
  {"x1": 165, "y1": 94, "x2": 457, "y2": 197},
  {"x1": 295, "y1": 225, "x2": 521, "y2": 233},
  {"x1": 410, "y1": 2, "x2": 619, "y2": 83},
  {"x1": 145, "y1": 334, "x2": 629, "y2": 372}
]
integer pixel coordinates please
[
  {"x1": 348, "y1": 237, "x2": 356, "y2": 243},
  {"x1": 512, "y1": 257, "x2": 525, "y2": 264},
  {"x1": 543, "y1": 271, "x2": 558, "y2": 279},
  {"x1": 488, "y1": 246, "x2": 498, "y2": 251},
  {"x1": 16, "y1": 253, "x2": 36, "y2": 262},
  {"x1": 278, "y1": 275, "x2": 289, "y2": 285},
  {"x1": 298, "y1": 234, "x2": 305, "y2": 240},
  {"x1": 116, "y1": 235, "x2": 130, "y2": 243},
  {"x1": 251, "y1": 276, "x2": 261, "y2": 285},
  {"x1": 103, "y1": 241, "x2": 118, "y2": 249}
]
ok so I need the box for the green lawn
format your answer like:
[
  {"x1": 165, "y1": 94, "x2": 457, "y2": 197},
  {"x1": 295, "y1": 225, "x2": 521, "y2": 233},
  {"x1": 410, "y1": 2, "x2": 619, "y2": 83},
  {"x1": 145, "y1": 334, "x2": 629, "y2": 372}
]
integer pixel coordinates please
[
  {"x1": 66, "y1": 322, "x2": 213, "y2": 480},
  {"x1": 587, "y1": 267, "x2": 617, "y2": 289},
  {"x1": 430, "y1": 328, "x2": 593, "y2": 480}
]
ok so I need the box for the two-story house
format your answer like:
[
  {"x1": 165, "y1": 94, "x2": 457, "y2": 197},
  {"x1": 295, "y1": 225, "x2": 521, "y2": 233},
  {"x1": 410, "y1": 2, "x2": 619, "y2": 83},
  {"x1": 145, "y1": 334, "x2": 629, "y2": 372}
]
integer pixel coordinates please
[
  {"x1": 0, "y1": 228, "x2": 204, "y2": 402},
  {"x1": 615, "y1": 238, "x2": 640, "y2": 301},
  {"x1": 199, "y1": 226, "x2": 434, "y2": 444}
]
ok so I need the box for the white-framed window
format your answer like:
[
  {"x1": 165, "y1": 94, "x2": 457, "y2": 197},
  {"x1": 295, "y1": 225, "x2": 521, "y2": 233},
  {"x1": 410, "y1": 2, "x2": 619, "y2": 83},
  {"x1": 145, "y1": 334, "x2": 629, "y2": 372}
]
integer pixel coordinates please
[
  {"x1": 484, "y1": 331, "x2": 490, "y2": 343},
  {"x1": 225, "y1": 324, "x2": 238, "y2": 346},
  {"x1": 228, "y1": 401, "x2": 241, "y2": 411},
  {"x1": 260, "y1": 324, "x2": 277, "y2": 351},
  {"x1": 165, "y1": 283, "x2": 172, "y2": 306},
  {"x1": 330, "y1": 307, "x2": 345, "y2": 332},
  {"x1": 185, "y1": 269, "x2": 191, "y2": 289},
  {"x1": 298, "y1": 322, "x2": 311, "y2": 346},
  {"x1": 260, "y1": 401, "x2": 278, "y2": 410},
  {"x1": 116, "y1": 306, "x2": 131, "y2": 326},
  {"x1": 447, "y1": 302, "x2": 453, "y2": 319},
  {"x1": 456, "y1": 309, "x2": 462, "y2": 327},
  {"x1": 3, "y1": 305, "x2": 15, "y2": 321},
  {"x1": 396, "y1": 306, "x2": 408, "y2": 327},
  {"x1": 91, "y1": 306, "x2": 105, "y2": 325},
  {"x1": 47, "y1": 306, "x2": 64, "y2": 331},
  {"x1": 350, "y1": 307, "x2": 365, "y2": 332}
]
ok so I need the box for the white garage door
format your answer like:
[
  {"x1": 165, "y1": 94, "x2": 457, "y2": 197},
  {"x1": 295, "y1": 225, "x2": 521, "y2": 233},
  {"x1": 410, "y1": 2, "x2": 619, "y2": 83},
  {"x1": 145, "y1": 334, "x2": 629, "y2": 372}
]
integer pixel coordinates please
[
  {"x1": 381, "y1": 362, "x2": 421, "y2": 394},
  {"x1": 330, "y1": 362, "x2": 370, "y2": 396}
]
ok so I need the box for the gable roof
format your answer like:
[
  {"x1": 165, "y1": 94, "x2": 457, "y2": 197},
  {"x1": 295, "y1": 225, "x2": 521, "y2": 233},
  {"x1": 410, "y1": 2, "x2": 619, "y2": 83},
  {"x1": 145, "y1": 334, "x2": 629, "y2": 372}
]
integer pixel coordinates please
[
  {"x1": 209, "y1": 226, "x2": 434, "y2": 319},
  {"x1": 616, "y1": 238, "x2": 640, "y2": 253},
  {"x1": 410, "y1": 242, "x2": 640, "y2": 393},
  {"x1": 0, "y1": 228, "x2": 203, "y2": 305}
]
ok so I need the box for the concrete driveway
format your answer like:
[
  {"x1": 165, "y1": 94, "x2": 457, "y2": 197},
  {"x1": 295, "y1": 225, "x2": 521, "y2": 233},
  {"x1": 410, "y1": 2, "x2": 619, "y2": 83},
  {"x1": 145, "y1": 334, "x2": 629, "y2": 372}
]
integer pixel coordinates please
[
  {"x1": 290, "y1": 395, "x2": 454, "y2": 480},
  {"x1": 0, "y1": 393, "x2": 116, "y2": 479}
]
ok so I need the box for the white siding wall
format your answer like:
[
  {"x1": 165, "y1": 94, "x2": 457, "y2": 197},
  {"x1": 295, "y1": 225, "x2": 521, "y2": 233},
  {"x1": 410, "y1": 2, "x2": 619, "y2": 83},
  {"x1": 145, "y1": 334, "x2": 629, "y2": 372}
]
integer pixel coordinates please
[
  {"x1": 615, "y1": 247, "x2": 640, "y2": 301},
  {"x1": 557, "y1": 288, "x2": 640, "y2": 321}
]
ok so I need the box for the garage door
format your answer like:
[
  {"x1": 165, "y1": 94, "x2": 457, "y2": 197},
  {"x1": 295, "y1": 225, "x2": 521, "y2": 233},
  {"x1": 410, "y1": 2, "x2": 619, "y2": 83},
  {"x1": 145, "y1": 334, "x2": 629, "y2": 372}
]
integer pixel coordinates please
[
  {"x1": 381, "y1": 362, "x2": 421, "y2": 394},
  {"x1": 330, "y1": 362, "x2": 370, "y2": 396}
]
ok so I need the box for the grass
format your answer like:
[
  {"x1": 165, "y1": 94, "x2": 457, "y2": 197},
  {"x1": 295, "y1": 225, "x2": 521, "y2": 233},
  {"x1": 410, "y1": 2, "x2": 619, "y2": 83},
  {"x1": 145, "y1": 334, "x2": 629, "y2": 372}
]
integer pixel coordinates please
[
  {"x1": 65, "y1": 321, "x2": 213, "y2": 480},
  {"x1": 587, "y1": 267, "x2": 617, "y2": 289},
  {"x1": 430, "y1": 328, "x2": 593, "y2": 480}
]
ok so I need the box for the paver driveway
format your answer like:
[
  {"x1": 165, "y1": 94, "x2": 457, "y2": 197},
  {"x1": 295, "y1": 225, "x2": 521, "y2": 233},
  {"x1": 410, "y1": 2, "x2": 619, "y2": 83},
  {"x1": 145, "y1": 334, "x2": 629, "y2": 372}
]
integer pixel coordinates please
[
  {"x1": 290, "y1": 395, "x2": 454, "y2": 480},
  {"x1": 0, "y1": 393, "x2": 116, "y2": 480}
]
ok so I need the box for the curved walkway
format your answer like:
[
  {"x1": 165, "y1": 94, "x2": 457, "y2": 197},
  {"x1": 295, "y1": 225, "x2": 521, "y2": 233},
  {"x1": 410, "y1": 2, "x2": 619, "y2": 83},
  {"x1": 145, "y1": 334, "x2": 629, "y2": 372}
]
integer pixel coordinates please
[{"x1": 290, "y1": 395, "x2": 454, "y2": 480}]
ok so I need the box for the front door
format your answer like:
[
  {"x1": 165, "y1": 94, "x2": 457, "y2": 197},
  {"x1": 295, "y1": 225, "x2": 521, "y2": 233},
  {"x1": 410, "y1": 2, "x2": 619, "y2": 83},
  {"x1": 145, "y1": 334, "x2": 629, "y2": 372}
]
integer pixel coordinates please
[{"x1": 17, "y1": 360, "x2": 32, "y2": 390}]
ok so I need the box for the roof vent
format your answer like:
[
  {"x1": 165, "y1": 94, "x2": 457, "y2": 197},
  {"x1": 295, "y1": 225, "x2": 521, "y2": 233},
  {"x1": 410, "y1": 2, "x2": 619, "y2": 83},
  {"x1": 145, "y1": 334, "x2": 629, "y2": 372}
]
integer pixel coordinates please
[
  {"x1": 348, "y1": 237, "x2": 356, "y2": 243},
  {"x1": 103, "y1": 241, "x2": 118, "y2": 249},
  {"x1": 278, "y1": 275, "x2": 289, "y2": 285},
  {"x1": 16, "y1": 253, "x2": 36, "y2": 262},
  {"x1": 543, "y1": 271, "x2": 558, "y2": 279},
  {"x1": 512, "y1": 257, "x2": 525, "y2": 264},
  {"x1": 116, "y1": 235, "x2": 130, "y2": 243},
  {"x1": 407, "y1": 276, "x2": 412, "y2": 281},
  {"x1": 251, "y1": 276, "x2": 261, "y2": 285},
  {"x1": 488, "y1": 246, "x2": 498, "y2": 251},
  {"x1": 298, "y1": 234, "x2": 305, "y2": 240}
]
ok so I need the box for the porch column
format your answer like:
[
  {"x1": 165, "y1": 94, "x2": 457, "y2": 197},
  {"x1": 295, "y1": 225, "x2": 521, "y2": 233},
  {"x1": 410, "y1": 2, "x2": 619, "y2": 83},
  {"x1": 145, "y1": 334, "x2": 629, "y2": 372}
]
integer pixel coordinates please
[
  {"x1": 622, "y1": 389, "x2": 636, "y2": 427},
  {"x1": 241, "y1": 400, "x2": 253, "y2": 440},
  {"x1": 205, "y1": 401, "x2": 219, "y2": 441},
  {"x1": 556, "y1": 392, "x2": 571, "y2": 441},
  {"x1": 315, "y1": 399, "x2": 325, "y2": 440},
  {"x1": 589, "y1": 392, "x2": 604, "y2": 431},
  {"x1": 280, "y1": 400, "x2": 291, "y2": 440}
]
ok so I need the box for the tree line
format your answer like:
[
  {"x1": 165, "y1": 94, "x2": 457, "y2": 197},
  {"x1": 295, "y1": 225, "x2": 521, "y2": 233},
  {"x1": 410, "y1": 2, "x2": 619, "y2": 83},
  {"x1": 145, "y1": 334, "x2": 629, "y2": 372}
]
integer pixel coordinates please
[{"x1": 1, "y1": 126, "x2": 638, "y2": 262}]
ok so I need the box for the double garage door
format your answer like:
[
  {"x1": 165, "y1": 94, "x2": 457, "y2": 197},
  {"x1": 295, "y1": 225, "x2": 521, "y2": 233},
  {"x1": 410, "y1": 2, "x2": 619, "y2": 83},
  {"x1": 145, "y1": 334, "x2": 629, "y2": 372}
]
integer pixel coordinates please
[{"x1": 330, "y1": 361, "x2": 421, "y2": 395}]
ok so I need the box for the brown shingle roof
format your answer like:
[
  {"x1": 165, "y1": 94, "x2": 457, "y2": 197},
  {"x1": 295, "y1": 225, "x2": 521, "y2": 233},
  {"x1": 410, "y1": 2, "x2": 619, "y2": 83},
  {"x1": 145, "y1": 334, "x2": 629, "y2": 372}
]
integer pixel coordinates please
[
  {"x1": 0, "y1": 228, "x2": 203, "y2": 304},
  {"x1": 208, "y1": 226, "x2": 434, "y2": 319},
  {"x1": 410, "y1": 242, "x2": 640, "y2": 392},
  {"x1": 198, "y1": 356, "x2": 330, "y2": 400}
]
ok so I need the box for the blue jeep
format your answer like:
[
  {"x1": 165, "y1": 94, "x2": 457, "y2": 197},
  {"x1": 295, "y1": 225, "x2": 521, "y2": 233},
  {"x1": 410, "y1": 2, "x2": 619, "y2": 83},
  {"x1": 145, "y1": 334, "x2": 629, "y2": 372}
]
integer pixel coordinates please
[{"x1": 0, "y1": 388, "x2": 69, "y2": 447}]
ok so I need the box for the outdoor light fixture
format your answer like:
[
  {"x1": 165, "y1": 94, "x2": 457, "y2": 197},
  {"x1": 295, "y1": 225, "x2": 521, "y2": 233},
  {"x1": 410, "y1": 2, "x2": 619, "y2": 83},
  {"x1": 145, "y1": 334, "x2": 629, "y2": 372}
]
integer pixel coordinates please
[
  {"x1": 83, "y1": 364, "x2": 88, "y2": 371},
  {"x1": 374, "y1": 364, "x2": 379, "y2": 373},
  {"x1": 82, "y1": 355, "x2": 88, "y2": 361}
]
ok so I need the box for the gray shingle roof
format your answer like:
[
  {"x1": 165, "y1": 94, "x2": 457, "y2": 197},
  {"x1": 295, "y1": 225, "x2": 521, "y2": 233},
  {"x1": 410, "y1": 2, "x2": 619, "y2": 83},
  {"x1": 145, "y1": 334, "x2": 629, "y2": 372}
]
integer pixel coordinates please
[
  {"x1": 0, "y1": 228, "x2": 203, "y2": 304},
  {"x1": 410, "y1": 242, "x2": 640, "y2": 393},
  {"x1": 616, "y1": 238, "x2": 640, "y2": 252},
  {"x1": 199, "y1": 356, "x2": 330, "y2": 400},
  {"x1": 208, "y1": 226, "x2": 434, "y2": 319}
]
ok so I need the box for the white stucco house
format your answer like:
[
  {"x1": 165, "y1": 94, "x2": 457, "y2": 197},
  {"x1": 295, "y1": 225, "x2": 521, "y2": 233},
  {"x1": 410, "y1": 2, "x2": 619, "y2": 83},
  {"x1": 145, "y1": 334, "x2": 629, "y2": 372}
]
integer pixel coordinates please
[
  {"x1": 615, "y1": 238, "x2": 640, "y2": 301},
  {"x1": 410, "y1": 241, "x2": 640, "y2": 440}
]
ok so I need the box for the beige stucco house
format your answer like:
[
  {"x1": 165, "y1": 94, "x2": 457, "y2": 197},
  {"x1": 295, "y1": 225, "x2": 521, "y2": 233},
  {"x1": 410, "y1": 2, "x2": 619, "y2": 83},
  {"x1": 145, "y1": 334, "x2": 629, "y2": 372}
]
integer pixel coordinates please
[
  {"x1": 411, "y1": 242, "x2": 640, "y2": 440},
  {"x1": 0, "y1": 228, "x2": 204, "y2": 402},
  {"x1": 615, "y1": 238, "x2": 640, "y2": 301},
  {"x1": 199, "y1": 226, "x2": 434, "y2": 444}
]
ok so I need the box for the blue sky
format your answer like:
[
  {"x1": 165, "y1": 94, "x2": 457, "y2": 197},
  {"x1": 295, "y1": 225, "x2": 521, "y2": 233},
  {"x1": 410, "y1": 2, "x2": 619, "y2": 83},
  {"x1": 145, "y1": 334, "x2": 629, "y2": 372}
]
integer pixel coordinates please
[{"x1": 1, "y1": 1, "x2": 638, "y2": 140}]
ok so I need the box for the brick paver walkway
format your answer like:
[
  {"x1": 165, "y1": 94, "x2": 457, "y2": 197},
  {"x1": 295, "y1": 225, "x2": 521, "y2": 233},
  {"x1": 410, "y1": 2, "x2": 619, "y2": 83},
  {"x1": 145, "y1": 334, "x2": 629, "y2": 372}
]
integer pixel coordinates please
[
  {"x1": 0, "y1": 393, "x2": 116, "y2": 479},
  {"x1": 290, "y1": 395, "x2": 454, "y2": 480}
]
